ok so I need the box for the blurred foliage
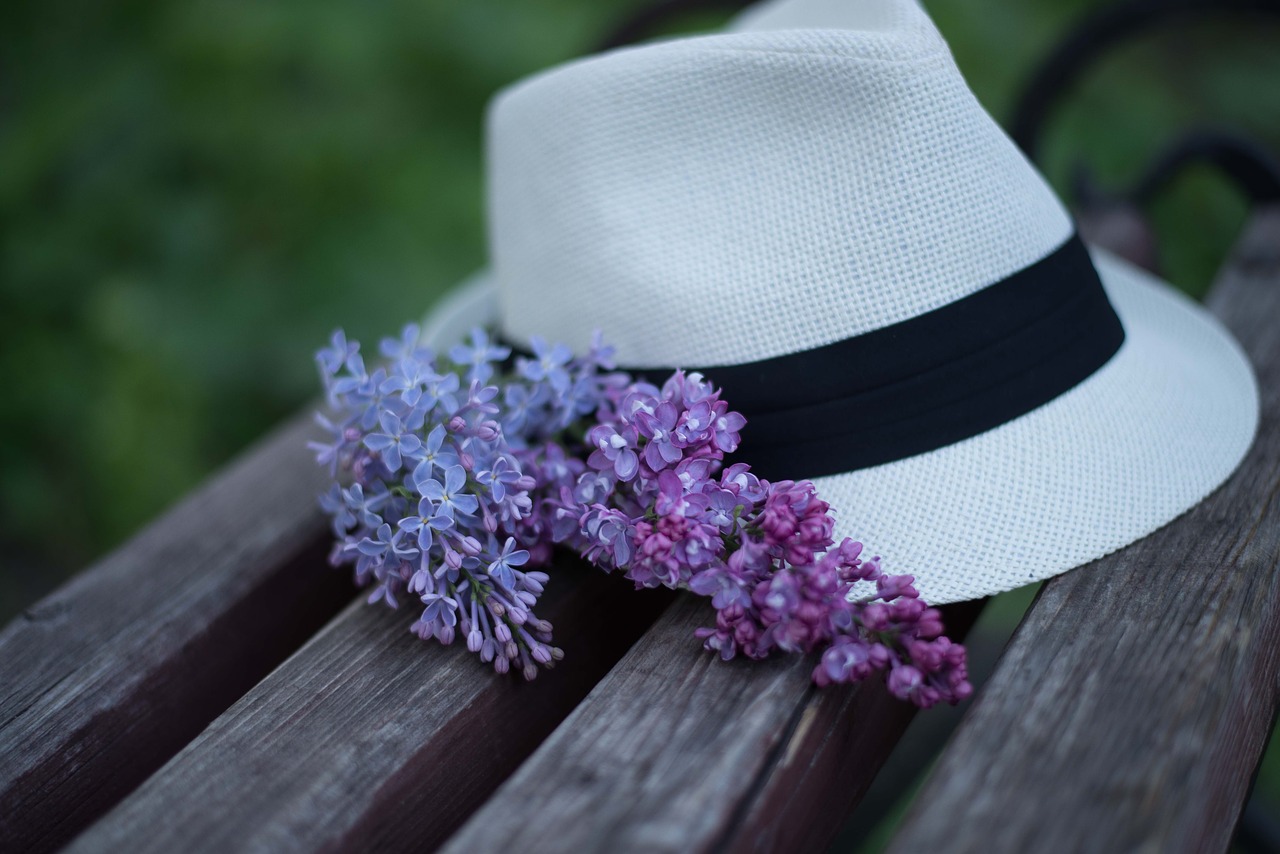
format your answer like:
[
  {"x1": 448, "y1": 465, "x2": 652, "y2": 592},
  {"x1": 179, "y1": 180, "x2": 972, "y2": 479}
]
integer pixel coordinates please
[
  {"x1": 932, "y1": 1, "x2": 1280, "y2": 295},
  {"x1": 1, "y1": 0, "x2": 1278, "y2": 622},
  {"x1": 0, "y1": 0, "x2": 636, "y2": 614}
]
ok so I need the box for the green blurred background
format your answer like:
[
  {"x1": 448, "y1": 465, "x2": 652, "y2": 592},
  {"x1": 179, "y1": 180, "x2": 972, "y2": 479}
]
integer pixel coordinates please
[{"x1": 2, "y1": 0, "x2": 1278, "y2": 837}]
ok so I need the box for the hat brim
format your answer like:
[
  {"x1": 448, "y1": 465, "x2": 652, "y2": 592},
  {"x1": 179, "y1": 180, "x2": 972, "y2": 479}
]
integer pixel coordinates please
[{"x1": 422, "y1": 248, "x2": 1259, "y2": 604}]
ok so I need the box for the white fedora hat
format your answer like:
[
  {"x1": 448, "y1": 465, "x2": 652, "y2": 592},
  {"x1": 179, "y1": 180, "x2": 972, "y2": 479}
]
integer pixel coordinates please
[{"x1": 425, "y1": 0, "x2": 1259, "y2": 604}]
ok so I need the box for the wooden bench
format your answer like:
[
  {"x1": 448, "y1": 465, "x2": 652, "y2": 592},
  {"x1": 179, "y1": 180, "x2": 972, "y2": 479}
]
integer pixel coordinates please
[{"x1": 2, "y1": 194, "x2": 1277, "y2": 852}]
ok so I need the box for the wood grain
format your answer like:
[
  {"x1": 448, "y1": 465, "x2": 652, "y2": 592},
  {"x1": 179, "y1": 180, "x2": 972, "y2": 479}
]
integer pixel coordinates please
[
  {"x1": 0, "y1": 412, "x2": 353, "y2": 853},
  {"x1": 64, "y1": 561, "x2": 674, "y2": 854},
  {"x1": 887, "y1": 207, "x2": 1280, "y2": 853},
  {"x1": 437, "y1": 591, "x2": 983, "y2": 854}
]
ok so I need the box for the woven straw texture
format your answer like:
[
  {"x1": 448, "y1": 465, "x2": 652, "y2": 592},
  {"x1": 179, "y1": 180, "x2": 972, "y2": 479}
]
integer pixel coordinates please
[{"x1": 488, "y1": 4, "x2": 1072, "y2": 367}]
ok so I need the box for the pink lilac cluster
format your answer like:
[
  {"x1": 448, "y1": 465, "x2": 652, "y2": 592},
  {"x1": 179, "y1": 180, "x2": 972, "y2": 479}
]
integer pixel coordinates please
[
  {"x1": 551, "y1": 371, "x2": 971, "y2": 709},
  {"x1": 312, "y1": 325, "x2": 970, "y2": 707}
]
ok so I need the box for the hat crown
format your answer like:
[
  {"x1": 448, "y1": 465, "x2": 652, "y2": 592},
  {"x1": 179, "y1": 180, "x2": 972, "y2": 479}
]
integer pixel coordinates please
[{"x1": 486, "y1": 1, "x2": 1071, "y2": 367}]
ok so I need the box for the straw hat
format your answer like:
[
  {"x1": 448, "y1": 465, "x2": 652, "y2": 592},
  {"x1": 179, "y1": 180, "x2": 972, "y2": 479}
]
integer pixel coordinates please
[{"x1": 423, "y1": 0, "x2": 1258, "y2": 603}]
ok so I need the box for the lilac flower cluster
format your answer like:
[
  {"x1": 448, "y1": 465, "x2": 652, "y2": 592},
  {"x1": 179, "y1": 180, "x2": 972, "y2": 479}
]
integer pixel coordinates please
[
  {"x1": 312, "y1": 325, "x2": 970, "y2": 706},
  {"x1": 555, "y1": 371, "x2": 971, "y2": 708},
  {"x1": 312, "y1": 327, "x2": 618, "y2": 680}
]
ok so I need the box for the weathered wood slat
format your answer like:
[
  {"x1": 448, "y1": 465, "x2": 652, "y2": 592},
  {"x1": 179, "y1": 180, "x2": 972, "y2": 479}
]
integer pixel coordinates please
[
  {"x1": 64, "y1": 561, "x2": 674, "y2": 853},
  {"x1": 887, "y1": 207, "x2": 1280, "y2": 853},
  {"x1": 437, "y1": 593, "x2": 984, "y2": 854},
  {"x1": 0, "y1": 413, "x2": 352, "y2": 853}
]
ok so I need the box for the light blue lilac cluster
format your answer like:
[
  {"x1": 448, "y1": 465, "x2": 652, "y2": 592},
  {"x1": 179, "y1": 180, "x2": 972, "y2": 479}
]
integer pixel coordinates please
[{"x1": 312, "y1": 325, "x2": 970, "y2": 707}]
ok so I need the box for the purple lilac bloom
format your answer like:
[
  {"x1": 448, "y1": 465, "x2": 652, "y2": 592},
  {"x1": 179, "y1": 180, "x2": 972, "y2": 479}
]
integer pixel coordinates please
[
  {"x1": 380, "y1": 357, "x2": 442, "y2": 409},
  {"x1": 342, "y1": 483, "x2": 389, "y2": 529},
  {"x1": 363, "y1": 411, "x2": 423, "y2": 472},
  {"x1": 318, "y1": 483, "x2": 354, "y2": 534},
  {"x1": 635, "y1": 401, "x2": 683, "y2": 472},
  {"x1": 356, "y1": 523, "x2": 416, "y2": 564},
  {"x1": 487, "y1": 537, "x2": 531, "y2": 591},
  {"x1": 419, "y1": 465, "x2": 480, "y2": 519},
  {"x1": 688, "y1": 564, "x2": 751, "y2": 610},
  {"x1": 580, "y1": 507, "x2": 633, "y2": 567},
  {"x1": 413, "y1": 424, "x2": 461, "y2": 479},
  {"x1": 518, "y1": 336, "x2": 574, "y2": 392},
  {"x1": 313, "y1": 325, "x2": 969, "y2": 704},
  {"x1": 379, "y1": 323, "x2": 427, "y2": 362},
  {"x1": 313, "y1": 322, "x2": 654, "y2": 679},
  {"x1": 449, "y1": 328, "x2": 511, "y2": 384},
  {"x1": 318, "y1": 329, "x2": 359, "y2": 376},
  {"x1": 308, "y1": 412, "x2": 357, "y2": 476},
  {"x1": 586, "y1": 424, "x2": 639, "y2": 481},
  {"x1": 398, "y1": 496, "x2": 453, "y2": 550},
  {"x1": 501, "y1": 383, "x2": 543, "y2": 436},
  {"x1": 482, "y1": 455, "x2": 526, "y2": 502}
]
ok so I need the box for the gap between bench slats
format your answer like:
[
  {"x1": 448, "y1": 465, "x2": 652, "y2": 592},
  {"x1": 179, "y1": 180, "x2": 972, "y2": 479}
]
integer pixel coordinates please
[
  {"x1": 0, "y1": 412, "x2": 353, "y2": 853},
  {"x1": 64, "y1": 563, "x2": 673, "y2": 853},
  {"x1": 886, "y1": 207, "x2": 1280, "y2": 853}
]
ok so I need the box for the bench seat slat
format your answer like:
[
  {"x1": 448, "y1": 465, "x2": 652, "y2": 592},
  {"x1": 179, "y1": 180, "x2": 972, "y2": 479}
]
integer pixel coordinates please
[
  {"x1": 436, "y1": 597, "x2": 982, "y2": 854},
  {"x1": 0, "y1": 413, "x2": 353, "y2": 852},
  {"x1": 63, "y1": 563, "x2": 673, "y2": 853},
  {"x1": 887, "y1": 208, "x2": 1280, "y2": 853}
]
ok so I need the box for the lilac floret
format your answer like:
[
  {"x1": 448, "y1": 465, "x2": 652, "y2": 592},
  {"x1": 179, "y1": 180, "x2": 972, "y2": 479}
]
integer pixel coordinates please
[
  {"x1": 318, "y1": 329, "x2": 359, "y2": 377},
  {"x1": 688, "y1": 564, "x2": 751, "y2": 610},
  {"x1": 587, "y1": 423, "x2": 639, "y2": 481},
  {"x1": 379, "y1": 358, "x2": 441, "y2": 409},
  {"x1": 398, "y1": 496, "x2": 454, "y2": 550},
  {"x1": 449, "y1": 328, "x2": 511, "y2": 384},
  {"x1": 363, "y1": 411, "x2": 423, "y2": 472},
  {"x1": 411, "y1": 424, "x2": 461, "y2": 481},
  {"x1": 580, "y1": 507, "x2": 634, "y2": 567},
  {"x1": 356, "y1": 523, "x2": 416, "y2": 564},
  {"x1": 635, "y1": 401, "x2": 683, "y2": 472},
  {"x1": 419, "y1": 465, "x2": 479, "y2": 518},
  {"x1": 518, "y1": 336, "x2": 573, "y2": 392},
  {"x1": 379, "y1": 323, "x2": 426, "y2": 362},
  {"x1": 487, "y1": 537, "x2": 531, "y2": 591}
]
